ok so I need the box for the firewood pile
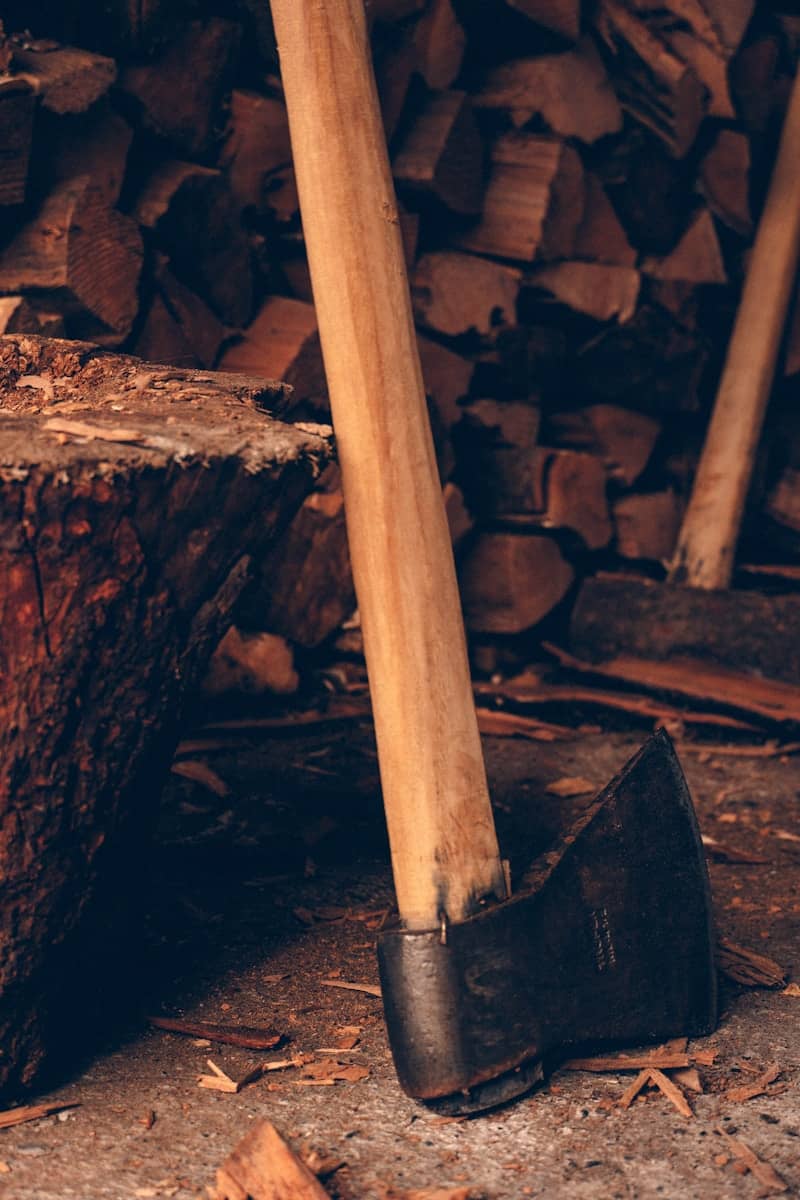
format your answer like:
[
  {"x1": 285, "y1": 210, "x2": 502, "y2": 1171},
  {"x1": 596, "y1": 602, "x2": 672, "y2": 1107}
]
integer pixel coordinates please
[{"x1": 2, "y1": 1, "x2": 800, "y2": 678}]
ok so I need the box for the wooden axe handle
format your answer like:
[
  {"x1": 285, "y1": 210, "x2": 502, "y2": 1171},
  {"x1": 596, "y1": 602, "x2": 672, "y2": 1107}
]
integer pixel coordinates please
[
  {"x1": 670, "y1": 70, "x2": 800, "y2": 590},
  {"x1": 269, "y1": 0, "x2": 506, "y2": 929}
]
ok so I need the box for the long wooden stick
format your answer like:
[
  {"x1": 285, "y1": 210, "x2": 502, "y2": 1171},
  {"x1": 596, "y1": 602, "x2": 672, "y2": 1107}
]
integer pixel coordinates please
[
  {"x1": 669, "y1": 71, "x2": 800, "y2": 590},
  {"x1": 269, "y1": 0, "x2": 506, "y2": 930}
]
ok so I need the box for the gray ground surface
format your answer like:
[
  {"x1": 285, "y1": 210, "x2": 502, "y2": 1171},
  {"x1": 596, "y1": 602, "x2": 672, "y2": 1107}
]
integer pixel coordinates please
[{"x1": 1, "y1": 725, "x2": 798, "y2": 1199}]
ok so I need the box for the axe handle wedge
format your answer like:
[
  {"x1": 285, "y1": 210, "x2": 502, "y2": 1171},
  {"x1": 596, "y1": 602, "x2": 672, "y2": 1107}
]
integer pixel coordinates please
[{"x1": 269, "y1": 0, "x2": 507, "y2": 929}]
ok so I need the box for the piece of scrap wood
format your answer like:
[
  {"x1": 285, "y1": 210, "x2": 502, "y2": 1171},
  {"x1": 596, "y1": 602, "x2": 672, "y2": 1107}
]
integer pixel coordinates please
[
  {"x1": 725, "y1": 1064, "x2": 782, "y2": 1103},
  {"x1": 717, "y1": 939, "x2": 787, "y2": 988},
  {"x1": 149, "y1": 1016, "x2": 283, "y2": 1050},
  {"x1": 672, "y1": 1067, "x2": 703, "y2": 1094},
  {"x1": 300, "y1": 1059, "x2": 370, "y2": 1084},
  {"x1": 170, "y1": 760, "x2": 231, "y2": 797},
  {"x1": 545, "y1": 776, "x2": 597, "y2": 797},
  {"x1": 545, "y1": 643, "x2": 800, "y2": 725},
  {"x1": 213, "y1": 1120, "x2": 331, "y2": 1199},
  {"x1": 198, "y1": 1059, "x2": 240, "y2": 1093},
  {"x1": 320, "y1": 979, "x2": 382, "y2": 998},
  {"x1": 562, "y1": 1051, "x2": 690, "y2": 1072},
  {"x1": 714, "y1": 1128, "x2": 789, "y2": 1194},
  {"x1": 648, "y1": 1068, "x2": 694, "y2": 1118},
  {"x1": 0, "y1": 1101, "x2": 80, "y2": 1130},
  {"x1": 44, "y1": 417, "x2": 145, "y2": 443},
  {"x1": 691, "y1": 1047, "x2": 718, "y2": 1066},
  {"x1": 618, "y1": 1069, "x2": 651, "y2": 1109},
  {"x1": 475, "y1": 708, "x2": 573, "y2": 742},
  {"x1": 701, "y1": 834, "x2": 770, "y2": 864}
]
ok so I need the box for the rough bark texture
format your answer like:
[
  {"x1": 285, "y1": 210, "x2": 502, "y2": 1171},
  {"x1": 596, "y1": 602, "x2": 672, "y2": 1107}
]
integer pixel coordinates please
[{"x1": 0, "y1": 334, "x2": 331, "y2": 1097}]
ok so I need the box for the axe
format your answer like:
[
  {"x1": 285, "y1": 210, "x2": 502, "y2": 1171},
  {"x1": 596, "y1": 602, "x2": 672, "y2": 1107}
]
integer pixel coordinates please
[{"x1": 268, "y1": 0, "x2": 717, "y2": 1114}]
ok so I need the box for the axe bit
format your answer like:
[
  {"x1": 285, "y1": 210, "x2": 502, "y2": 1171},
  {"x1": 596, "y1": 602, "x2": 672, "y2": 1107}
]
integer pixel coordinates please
[{"x1": 269, "y1": 0, "x2": 718, "y2": 1114}]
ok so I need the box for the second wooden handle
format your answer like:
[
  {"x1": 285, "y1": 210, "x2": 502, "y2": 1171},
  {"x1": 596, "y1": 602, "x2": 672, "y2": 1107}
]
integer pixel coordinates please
[
  {"x1": 270, "y1": 0, "x2": 507, "y2": 930},
  {"x1": 670, "y1": 70, "x2": 800, "y2": 590}
]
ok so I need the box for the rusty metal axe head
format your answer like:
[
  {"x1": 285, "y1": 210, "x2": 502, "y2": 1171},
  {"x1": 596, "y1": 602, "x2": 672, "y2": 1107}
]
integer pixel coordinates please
[{"x1": 377, "y1": 730, "x2": 717, "y2": 1115}]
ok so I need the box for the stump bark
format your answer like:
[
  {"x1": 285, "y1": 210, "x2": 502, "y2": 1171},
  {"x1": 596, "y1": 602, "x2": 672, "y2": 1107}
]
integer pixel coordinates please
[{"x1": 0, "y1": 334, "x2": 331, "y2": 1096}]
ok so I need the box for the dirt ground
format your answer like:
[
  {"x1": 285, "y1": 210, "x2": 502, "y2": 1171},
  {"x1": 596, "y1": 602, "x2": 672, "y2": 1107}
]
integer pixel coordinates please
[{"x1": 1, "y1": 720, "x2": 798, "y2": 1199}]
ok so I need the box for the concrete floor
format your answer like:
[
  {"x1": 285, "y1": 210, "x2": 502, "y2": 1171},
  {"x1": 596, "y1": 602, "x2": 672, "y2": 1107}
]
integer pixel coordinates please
[{"x1": 1, "y1": 723, "x2": 798, "y2": 1199}]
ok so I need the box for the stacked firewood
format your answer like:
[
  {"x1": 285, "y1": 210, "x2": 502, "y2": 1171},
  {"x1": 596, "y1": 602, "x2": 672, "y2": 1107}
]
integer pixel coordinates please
[{"x1": 2, "y1": 1, "x2": 800, "y2": 681}]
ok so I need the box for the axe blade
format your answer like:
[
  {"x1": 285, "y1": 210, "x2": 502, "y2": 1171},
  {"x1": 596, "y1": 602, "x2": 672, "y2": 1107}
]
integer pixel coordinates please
[{"x1": 377, "y1": 730, "x2": 717, "y2": 1114}]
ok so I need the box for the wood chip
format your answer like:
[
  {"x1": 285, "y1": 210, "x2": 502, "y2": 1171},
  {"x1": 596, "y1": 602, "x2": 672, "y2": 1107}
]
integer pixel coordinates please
[
  {"x1": 149, "y1": 1016, "x2": 283, "y2": 1050},
  {"x1": 618, "y1": 1069, "x2": 651, "y2": 1109},
  {"x1": 714, "y1": 1128, "x2": 789, "y2": 1194},
  {"x1": 213, "y1": 1120, "x2": 331, "y2": 1199},
  {"x1": 717, "y1": 939, "x2": 788, "y2": 988},
  {"x1": 672, "y1": 1067, "x2": 703, "y2": 1094},
  {"x1": 648, "y1": 1068, "x2": 693, "y2": 1118},
  {"x1": 170, "y1": 760, "x2": 231, "y2": 797},
  {"x1": 198, "y1": 1059, "x2": 240, "y2": 1093},
  {"x1": 562, "y1": 1051, "x2": 690, "y2": 1072},
  {"x1": 320, "y1": 979, "x2": 382, "y2": 998},
  {"x1": 725, "y1": 1063, "x2": 781, "y2": 1103},
  {"x1": 476, "y1": 708, "x2": 573, "y2": 742},
  {"x1": 44, "y1": 417, "x2": 145, "y2": 443},
  {"x1": 545, "y1": 775, "x2": 597, "y2": 797},
  {"x1": 782, "y1": 983, "x2": 800, "y2": 997},
  {"x1": 701, "y1": 834, "x2": 770, "y2": 864},
  {"x1": 0, "y1": 1101, "x2": 80, "y2": 1130},
  {"x1": 691, "y1": 1047, "x2": 718, "y2": 1066},
  {"x1": 300, "y1": 1059, "x2": 370, "y2": 1084}
]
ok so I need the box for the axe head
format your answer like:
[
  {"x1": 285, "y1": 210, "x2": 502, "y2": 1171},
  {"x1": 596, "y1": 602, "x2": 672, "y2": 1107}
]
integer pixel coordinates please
[{"x1": 377, "y1": 730, "x2": 717, "y2": 1115}]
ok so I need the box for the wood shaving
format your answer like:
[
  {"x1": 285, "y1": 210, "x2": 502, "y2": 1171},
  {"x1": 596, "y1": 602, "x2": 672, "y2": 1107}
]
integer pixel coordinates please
[
  {"x1": 320, "y1": 979, "x2": 382, "y2": 998},
  {"x1": 0, "y1": 1101, "x2": 79, "y2": 1130}
]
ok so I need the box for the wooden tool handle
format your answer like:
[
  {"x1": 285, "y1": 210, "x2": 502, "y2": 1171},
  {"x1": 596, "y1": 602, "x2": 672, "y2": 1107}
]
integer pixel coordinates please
[
  {"x1": 270, "y1": 0, "x2": 506, "y2": 929},
  {"x1": 669, "y1": 71, "x2": 800, "y2": 590}
]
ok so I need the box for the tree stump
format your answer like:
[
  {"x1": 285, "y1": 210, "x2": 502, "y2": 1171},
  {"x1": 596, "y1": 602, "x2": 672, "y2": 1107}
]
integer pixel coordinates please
[{"x1": 0, "y1": 334, "x2": 331, "y2": 1096}]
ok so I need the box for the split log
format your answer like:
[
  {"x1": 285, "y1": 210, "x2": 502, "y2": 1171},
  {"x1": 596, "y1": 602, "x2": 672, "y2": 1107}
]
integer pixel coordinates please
[
  {"x1": 0, "y1": 77, "x2": 35, "y2": 207},
  {"x1": 699, "y1": 130, "x2": 752, "y2": 237},
  {"x1": 456, "y1": 410, "x2": 611, "y2": 547},
  {"x1": 661, "y1": 27, "x2": 735, "y2": 120},
  {"x1": 455, "y1": 132, "x2": 584, "y2": 262},
  {"x1": 642, "y1": 209, "x2": 726, "y2": 284},
  {"x1": 135, "y1": 261, "x2": 229, "y2": 369},
  {"x1": 570, "y1": 572, "x2": 800, "y2": 686},
  {"x1": 702, "y1": 0, "x2": 754, "y2": 57},
  {"x1": 730, "y1": 34, "x2": 781, "y2": 136},
  {"x1": 569, "y1": 304, "x2": 707, "y2": 414},
  {"x1": 595, "y1": 0, "x2": 707, "y2": 158},
  {"x1": 13, "y1": 42, "x2": 116, "y2": 114},
  {"x1": 413, "y1": 0, "x2": 467, "y2": 90},
  {"x1": 572, "y1": 172, "x2": 636, "y2": 266},
  {"x1": 454, "y1": 398, "x2": 541, "y2": 515},
  {"x1": 612, "y1": 489, "x2": 683, "y2": 560},
  {"x1": 460, "y1": 530, "x2": 575, "y2": 633},
  {"x1": 547, "y1": 403, "x2": 661, "y2": 484},
  {"x1": 506, "y1": 0, "x2": 582, "y2": 41},
  {"x1": 237, "y1": 469, "x2": 355, "y2": 649},
  {"x1": 373, "y1": 19, "x2": 419, "y2": 141},
  {"x1": 135, "y1": 160, "x2": 253, "y2": 327},
  {"x1": 120, "y1": 19, "x2": 241, "y2": 157},
  {"x1": 213, "y1": 1121, "x2": 330, "y2": 1200},
  {"x1": 203, "y1": 628, "x2": 299, "y2": 697},
  {"x1": 765, "y1": 467, "x2": 800, "y2": 533},
  {"x1": 392, "y1": 89, "x2": 484, "y2": 215},
  {"x1": 0, "y1": 333, "x2": 331, "y2": 1097},
  {"x1": 44, "y1": 101, "x2": 133, "y2": 206},
  {"x1": 218, "y1": 296, "x2": 327, "y2": 418},
  {"x1": 0, "y1": 177, "x2": 143, "y2": 345},
  {"x1": 527, "y1": 262, "x2": 640, "y2": 323},
  {"x1": 0, "y1": 297, "x2": 65, "y2": 337},
  {"x1": 418, "y1": 333, "x2": 474, "y2": 476},
  {"x1": 475, "y1": 39, "x2": 622, "y2": 143},
  {"x1": 411, "y1": 250, "x2": 522, "y2": 336},
  {"x1": 218, "y1": 88, "x2": 292, "y2": 215}
]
